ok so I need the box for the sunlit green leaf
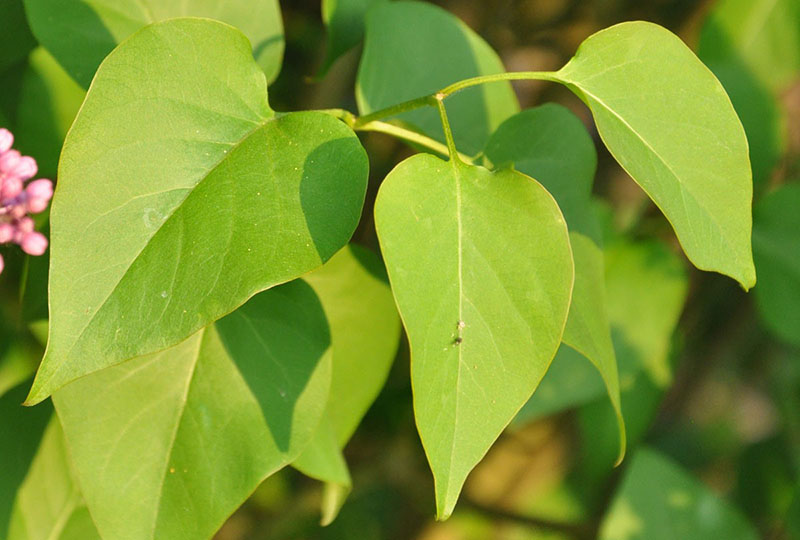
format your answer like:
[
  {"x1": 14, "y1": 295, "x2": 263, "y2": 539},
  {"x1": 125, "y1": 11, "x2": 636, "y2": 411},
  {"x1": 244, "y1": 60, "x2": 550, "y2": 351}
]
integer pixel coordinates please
[
  {"x1": 357, "y1": 1, "x2": 519, "y2": 155},
  {"x1": 752, "y1": 183, "x2": 800, "y2": 346},
  {"x1": 375, "y1": 154, "x2": 573, "y2": 518},
  {"x1": 23, "y1": 0, "x2": 285, "y2": 87},
  {"x1": 554, "y1": 22, "x2": 755, "y2": 289},
  {"x1": 27, "y1": 19, "x2": 368, "y2": 403},
  {"x1": 7, "y1": 419, "x2": 100, "y2": 540},
  {"x1": 53, "y1": 282, "x2": 332, "y2": 540},
  {"x1": 600, "y1": 448, "x2": 758, "y2": 540}
]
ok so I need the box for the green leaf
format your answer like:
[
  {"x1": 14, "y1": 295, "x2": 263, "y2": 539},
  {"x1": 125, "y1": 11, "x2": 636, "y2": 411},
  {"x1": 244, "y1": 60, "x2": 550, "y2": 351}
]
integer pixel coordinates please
[
  {"x1": 374, "y1": 154, "x2": 573, "y2": 519},
  {"x1": 484, "y1": 104, "x2": 599, "y2": 240},
  {"x1": 23, "y1": 0, "x2": 285, "y2": 87},
  {"x1": 562, "y1": 232, "x2": 624, "y2": 461},
  {"x1": 0, "y1": 382, "x2": 52, "y2": 537},
  {"x1": 27, "y1": 18, "x2": 368, "y2": 404},
  {"x1": 7, "y1": 419, "x2": 101, "y2": 540},
  {"x1": 698, "y1": 0, "x2": 800, "y2": 93},
  {"x1": 600, "y1": 448, "x2": 758, "y2": 540},
  {"x1": 357, "y1": 1, "x2": 519, "y2": 156},
  {"x1": 14, "y1": 47, "x2": 86, "y2": 180},
  {"x1": 483, "y1": 105, "x2": 623, "y2": 457},
  {"x1": 292, "y1": 244, "x2": 400, "y2": 523},
  {"x1": 319, "y1": 0, "x2": 386, "y2": 76},
  {"x1": 53, "y1": 282, "x2": 332, "y2": 540},
  {"x1": 752, "y1": 183, "x2": 800, "y2": 346},
  {"x1": 553, "y1": 21, "x2": 755, "y2": 289}
]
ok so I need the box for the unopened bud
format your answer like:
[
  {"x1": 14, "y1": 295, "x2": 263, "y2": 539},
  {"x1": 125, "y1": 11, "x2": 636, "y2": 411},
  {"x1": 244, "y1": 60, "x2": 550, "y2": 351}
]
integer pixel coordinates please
[
  {"x1": 12, "y1": 156, "x2": 38, "y2": 180},
  {"x1": 21, "y1": 231, "x2": 48, "y2": 255},
  {"x1": 0, "y1": 129, "x2": 12, "y2": 154},
  {"x1": 0, "y1": 150, "x2": 21, "y2": 173},
  {"x1": 0, "y1": 223, "x2": 14, "y2": 243}
]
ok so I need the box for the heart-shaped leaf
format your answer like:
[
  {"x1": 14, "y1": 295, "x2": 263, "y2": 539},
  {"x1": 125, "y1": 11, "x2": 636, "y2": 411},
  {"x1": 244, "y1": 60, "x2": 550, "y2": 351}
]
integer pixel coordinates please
[
  {"x1": 375, "y1": 154, "x2": 573, "y2": 518},
  {"x1": 553, "y1": 21, "x2": 755, "y2": 289},
  {"x1": 53, "y1": 281, "x2": 332, "y2": 540},
  {"x1": 27, "y1": 18, "x2": 368, "y2": 404},
  {"x1": 24, "y1": 0, "x2": 285, "y2": 87}
]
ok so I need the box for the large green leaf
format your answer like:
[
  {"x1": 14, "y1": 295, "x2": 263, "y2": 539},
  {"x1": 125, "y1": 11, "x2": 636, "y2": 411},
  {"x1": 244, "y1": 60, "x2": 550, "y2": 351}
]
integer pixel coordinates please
[
  {"x1": 357, "y1": 1, "x2": 519, "y2": 156},
  {"x1": 553, "y1": 22, "x2": 755, "y2": 289},
  {"x1": 293, "y1": 244, "x2": 400, "y2": 523},
  {"x1": 23, "y1": 0, "x2": 285, "y2": 87},
  {"x1": 0, "y1": 382, "x2": 52, "y2": 538},
  {"x1": 484, "y1": 104, "x2": 623, "y2": 455},
  {"x1": 752, "y1": 183, "x2": 800, "y2": 346},
  {"x1": 53, "y1": 282, "x2": 332, "y2": 540},
  {"x1": 7, "y1": 419, "x2": 100, "y2": 540},
  {"x1": 600, "y1": 448, "x2": 758, "y2": 540},
  {"x1": 374, "y1": 154, "x2": 573, "y2": 518},
  {"x1": 27, "y1": 18, "x2": 368, "y2": 404},
  {"x1": 319, "y1": 0, "x2": 386, "y2": 76}
]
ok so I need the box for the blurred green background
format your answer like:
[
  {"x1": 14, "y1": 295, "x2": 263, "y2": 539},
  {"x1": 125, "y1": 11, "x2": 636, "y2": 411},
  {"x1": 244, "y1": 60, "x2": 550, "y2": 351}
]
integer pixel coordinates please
[{"x1": 1, "y1": 0, "x2": 798, "y2": 539}]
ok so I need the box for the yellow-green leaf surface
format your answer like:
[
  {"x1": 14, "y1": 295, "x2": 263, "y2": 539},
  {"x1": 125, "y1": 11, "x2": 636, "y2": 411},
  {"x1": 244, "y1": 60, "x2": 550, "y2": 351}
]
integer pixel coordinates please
[
  {"x1": 357, "y1": 1, "x2": 519, "y2": 155},
  {"x1": 752, "y1": 183, "x2": 800, "y2": 346},
  {"x1": 293, "y1": 245, "x2": 400, "y2": 523},
  {"x1": 27, "y1": 19, "x2": 368, "y2": 403},
  {"x1": 53, "y1": 282, "x2": 332, "y2": 540},
  {"x1": 554, "y1": 22, "x2": 755, "y2": 289},
  {"x1": 24, "y1": 0, "x2": 285, "y2": 87},
  {"x1": 7, "y1": 419, "x2": 100, "y2": 540},
  {"x1": 375, "y1": 154, "x2": 573, "y2": 519},
  {"x1": 484, "y1": 105, "x2": 623, "y2": 457},
  {"x1": 600, "y1": 448, "x2": 758, "y2": 540}
]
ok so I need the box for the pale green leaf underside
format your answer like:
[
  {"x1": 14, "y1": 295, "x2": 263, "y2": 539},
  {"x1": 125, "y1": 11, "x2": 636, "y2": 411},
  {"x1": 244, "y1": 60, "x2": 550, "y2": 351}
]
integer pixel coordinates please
[
  {"x1": 600, "y1": 448, "x2": 758, "y2": 540},
  {"x1": 292, "y1": 245, "x2": 400, "y2": 523},
  {"x1": 555, "y1": 21, "x2": 755, "y2": 289},
  {"x1": 357, "y1": 0, "x2": 519, "y2": 155},
  {"x1": 8, "y1": 419, "x2": 100, "y2": 540},
  {"x1": 24, "y1": 0, "x2": 285, "y2": 87},
  {"x1": 375, "y1": 154, "x2": 573, "y2": 519},
  {"x1": 563, "y1": 233, "x2": 625, "y2": 461},
  {"x1": 752, "y1": 184, "x2": 800, "y2": 346},
  {"x1": 53, "y1": 282, "x2": 332, "y2": 540},
  {"x1": 28, "y1": 18, "x2": 367, "y2": 403}
]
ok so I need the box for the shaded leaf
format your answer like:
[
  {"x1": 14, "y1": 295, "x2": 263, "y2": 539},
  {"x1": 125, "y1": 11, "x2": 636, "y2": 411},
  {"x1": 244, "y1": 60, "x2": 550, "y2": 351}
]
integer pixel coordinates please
[
  {"x1": 752, "y1": 183, "x2": 800, "y2": 346},
  {"x1": 319, "y1": 0, "x2": 386, "y2": 76},
  {"x1": 0, "y1": 0, "x2": 35, "y2": 74},
  {"x1": 23, "y1": 0, "x2": 285, "y2": 87},
  {"x1": 357, "y1": 1, "x2": 519, "y2": 155},
  {"x1": 600, "y1": 448, "x2": 758, "y2": 540},
  {"x1": 375, "y1": 154, "x2": 573, "y2": 518},
  {"x1": 28, "y1": 18, "x2": 368, "y2": 403},
  {"x1": 554, "y1": 22, "x2": 755, "y2": 288},
  {"x1": 7, "y1": 419, "x2": 100, "y2": 540},
  {"x1": 53, "y1": 282, "x2": 332, "y2": 540}
]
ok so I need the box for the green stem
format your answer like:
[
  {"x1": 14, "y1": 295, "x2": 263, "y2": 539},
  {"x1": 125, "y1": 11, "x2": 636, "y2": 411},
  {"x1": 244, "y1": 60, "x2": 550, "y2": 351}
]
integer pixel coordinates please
[
  {"x1": 356, "y1": 121, "x2": 475, "y2": 164},
  {"x1": 435, "y1": 95, "x2": 460, "y2": 163},
  {"x1": 439, "y1": 71, "x2": 560, "y2": 96},
  {"x1": 354, "y1": 95, "x2": 436, "y2": 128}
]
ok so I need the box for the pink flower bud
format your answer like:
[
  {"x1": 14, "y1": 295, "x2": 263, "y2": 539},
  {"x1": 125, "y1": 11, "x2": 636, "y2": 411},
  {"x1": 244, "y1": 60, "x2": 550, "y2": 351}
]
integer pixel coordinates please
[
  {"x1": 0, "y1": 149, "x2": 20, "y2": 173},
  {"x1": 12, "y1": 156, "x2": 37, "y2": 181},
  {"x1": 0, "y1": 129, "x2": 12, "y2": 154},
  {"x1": 17, "y1": 217, "x2": 34, "y2": 233},
  {"x1": 25, "y1": 178, "x2": 53, "y2": 201},
  {"x1": 0, "y1": 223, "x2": 14, "y2": 243},
  {"x1": 0, "y1": 253, "x2": 4, "y2": 275},
  {"x1": 8, "y1": 204, "x2": 26, "y2": 219},
  {"x1": 1, "y1": 177, "x2": 23, "y2": 200},
  {"x1": 21, "y1": 231, "x2": 48, "y2": 255}
]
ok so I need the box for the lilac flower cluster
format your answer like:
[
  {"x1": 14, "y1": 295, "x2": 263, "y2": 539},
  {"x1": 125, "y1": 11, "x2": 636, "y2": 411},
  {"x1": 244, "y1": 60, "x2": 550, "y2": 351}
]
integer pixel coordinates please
[{"x1": 0, "y1": 128, "x2": 53, "y2": 275}]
